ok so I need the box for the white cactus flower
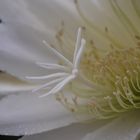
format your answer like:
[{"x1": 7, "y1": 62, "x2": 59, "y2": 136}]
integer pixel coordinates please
[{"x1": 0, "y1": 0, "x2": 140, "y2": 140}]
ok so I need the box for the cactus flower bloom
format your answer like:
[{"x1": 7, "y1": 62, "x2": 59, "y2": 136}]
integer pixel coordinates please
[{"x1": 0, "y1": 0, "x2": 140, "y2": 140}]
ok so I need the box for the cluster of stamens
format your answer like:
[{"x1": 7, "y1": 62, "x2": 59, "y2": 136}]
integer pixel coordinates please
[
  {"x1": 59, "y1": 46, "x2": 140, "y2": 119},
  {"x1": 27, "y1": 0, "x2": 140, "y2": 120}
]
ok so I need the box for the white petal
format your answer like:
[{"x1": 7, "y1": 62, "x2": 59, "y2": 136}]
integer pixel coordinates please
[
  {"x1": 0, "y1": 50, "x2": 48, "y2": 81},
  {"x1": 22, "y1": 0, "x2": 80, "y2": 33},
  {"x1": 0, "y1": 0, "x2": 65, "y2": 79},
  {"x1": 16, "y1": 0, "x2": 83, "y2": 59},
  {"x1": 0, "y1": 72, "x2": 36, "y2": 95},
  {"x1": 0, "y1": 0, "x2": 47, "y2": 32},
  {"x1": 0, "y1": 93, "x2": 76, "y2": 136},
  {"x1": 0, "y1": 23, "x2": 61, "y2": 80},
  {"x1": 20, "y1": 120, "x2": 109, "y2": 140},
  {"x1": 82, "y1": 110, "x2": 140, "y2": 140}
]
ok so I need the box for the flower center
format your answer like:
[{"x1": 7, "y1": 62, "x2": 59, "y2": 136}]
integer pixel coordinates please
[
  {"x1": 58, "y1": 46, "x2": 140, "y2": 120},
  {"x1": 26, "y1": 0, "x2": 140, "y2": 120},
  {"x1": 26, "y1": 27, "x2": 140, "y2": 120}
]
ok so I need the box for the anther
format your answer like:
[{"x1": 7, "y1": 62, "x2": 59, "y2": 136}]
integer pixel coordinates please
[{"x1": 104, "y1": 96, "x2": 112, "y2": 100}]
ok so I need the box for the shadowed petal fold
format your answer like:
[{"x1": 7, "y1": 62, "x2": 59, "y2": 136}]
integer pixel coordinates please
[{"x1": 82, "y1": 111, "x2": 140, "y2": 140}]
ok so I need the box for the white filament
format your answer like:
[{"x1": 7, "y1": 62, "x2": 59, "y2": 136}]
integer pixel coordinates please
[{"x1": 26, "y1": 27, "x2": 86, "y2": 97}]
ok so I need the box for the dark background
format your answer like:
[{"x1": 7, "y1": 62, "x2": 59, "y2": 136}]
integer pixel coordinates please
[{"x1": 0, "y1": 136, "x2": 22, "y2": 140}]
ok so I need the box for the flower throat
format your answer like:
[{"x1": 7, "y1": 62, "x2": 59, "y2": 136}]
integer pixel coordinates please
[{"x1": 26, "y1": 26, "x2": 140, "y2": 120}]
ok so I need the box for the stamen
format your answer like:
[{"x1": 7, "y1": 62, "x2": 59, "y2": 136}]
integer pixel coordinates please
[
  {"x1": 113, "y1": 91, "x2": 130, "y2": 109},
  {"x1": 127, "y1": 70, "x2": 140, "y2": 92},
  {"x1": 104, "y1": 96, "x2": 123, "y2": 113},
  {"x1": 122, "y1": 77, "x2": 138, "y2": 108},
  {"x1": 92, "y1": 100, "x2": 112, "y2": 113},
  {"x1": 88, "y1": 101, "x2": 117, "y2": 119},
  {"x1": 133, "y1": 70, "x2": 140, "y2": 89}
]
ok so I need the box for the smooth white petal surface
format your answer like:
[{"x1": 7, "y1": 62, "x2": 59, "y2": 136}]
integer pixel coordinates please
[
  {"x1": 0, "y1": 22, "x2": 61, "y2": 80},
  {"x1": 20, "y1": 120, "x2": 109, "y2": 140},
  {"x1": 0, "y1": 0, "x2": 66, "y2": 79},
  {"x1": 22, "y1": 0, "x2": 81, "y2": 35},
  {"x1": 82, "y1": 111, "x2": 140, "y2": 140},
  {"x1": 0, "y1": 93, "x2": 76, "y2": 135},
  {"x1": 0, "y1": 72, "x2": 36, "y2": 95},
  {"x1": 0, "y1": 49, "x2": 53, "y2": 81}
]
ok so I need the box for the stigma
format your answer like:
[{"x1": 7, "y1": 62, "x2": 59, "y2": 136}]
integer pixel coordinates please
[{"x1": 26, "y1": 28, "x2": 86, "y2": 97}]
